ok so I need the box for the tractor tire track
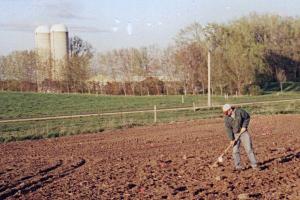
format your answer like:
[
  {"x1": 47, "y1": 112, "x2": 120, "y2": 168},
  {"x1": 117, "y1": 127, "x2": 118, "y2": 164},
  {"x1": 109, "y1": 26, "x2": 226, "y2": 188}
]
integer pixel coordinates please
[
  {"x1": 0, "y1": 160, "x2": 63, "y2": 194},
  {"x1": 0, "y1": 158, "x2": 85, "y2": 199}
]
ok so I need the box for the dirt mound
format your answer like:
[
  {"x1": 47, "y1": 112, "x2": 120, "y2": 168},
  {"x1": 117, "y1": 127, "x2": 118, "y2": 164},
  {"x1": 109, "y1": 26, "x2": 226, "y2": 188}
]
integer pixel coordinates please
[{"x1": 0, "y1": 115, "x2": 299, "y2": 199}]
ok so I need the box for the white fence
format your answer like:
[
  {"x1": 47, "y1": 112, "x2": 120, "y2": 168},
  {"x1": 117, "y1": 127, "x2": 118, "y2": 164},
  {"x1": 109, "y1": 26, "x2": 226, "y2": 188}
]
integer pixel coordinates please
[{"x1": 0, "y1": 98, "x2": 299, "y2": 124}]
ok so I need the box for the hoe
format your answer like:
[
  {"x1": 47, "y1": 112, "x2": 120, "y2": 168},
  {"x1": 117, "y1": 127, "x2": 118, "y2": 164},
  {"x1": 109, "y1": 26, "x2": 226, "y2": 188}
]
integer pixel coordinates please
[{"x1": 210, "y1": 130, "x2": 246, "y2": 168}]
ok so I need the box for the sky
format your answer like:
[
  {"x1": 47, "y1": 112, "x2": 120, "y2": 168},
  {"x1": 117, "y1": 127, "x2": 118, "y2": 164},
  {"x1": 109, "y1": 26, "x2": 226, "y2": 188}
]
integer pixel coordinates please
[{"x1": 0, "y1": 0, "x2": 299, "y2": 55}]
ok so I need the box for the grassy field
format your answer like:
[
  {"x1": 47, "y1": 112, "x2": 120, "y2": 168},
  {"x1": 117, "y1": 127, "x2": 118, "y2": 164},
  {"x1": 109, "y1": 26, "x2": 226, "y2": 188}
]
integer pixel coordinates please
[
  {"x1": 1, "y1": 91, "x2": 300, "y2": 120},
  {"x1": 0, "y1": 92, "x2": 206, "y2": 120},
  {"x1": 0, "y1": 91, "x2": 300, "y2": 142}
]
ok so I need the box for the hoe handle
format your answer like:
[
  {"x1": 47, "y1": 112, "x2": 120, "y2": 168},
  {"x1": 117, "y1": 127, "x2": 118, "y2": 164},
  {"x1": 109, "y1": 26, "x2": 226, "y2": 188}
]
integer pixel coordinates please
[
  {"x1": 222, "y1": 130, "x2": 246, "y2": 156},
  {"x1": 212, "y1": 130, "x2": 246, "y2": 167}
]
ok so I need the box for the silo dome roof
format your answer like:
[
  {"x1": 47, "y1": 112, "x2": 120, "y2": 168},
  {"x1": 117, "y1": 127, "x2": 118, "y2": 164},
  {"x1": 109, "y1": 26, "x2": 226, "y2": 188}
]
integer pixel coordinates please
[
  {"x1": 51, "y1": 24, "x2": 68, "y2": 32},
  {"x1": 35, "y1": 25, "x2": 50, "y2": 33}
]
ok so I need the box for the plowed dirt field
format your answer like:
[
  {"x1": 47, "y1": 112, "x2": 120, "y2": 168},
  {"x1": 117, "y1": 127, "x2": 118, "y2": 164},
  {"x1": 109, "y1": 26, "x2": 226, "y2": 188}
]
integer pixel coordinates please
[{"x1": 0, "y1": 115, "x2": 299, "y2": 199}]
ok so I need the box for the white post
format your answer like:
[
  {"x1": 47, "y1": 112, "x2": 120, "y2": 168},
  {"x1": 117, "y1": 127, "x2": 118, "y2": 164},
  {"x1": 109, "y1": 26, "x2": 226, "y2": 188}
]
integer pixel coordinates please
[
  {"x1": 181, "y1": 95, "x2": 184, "y2": 104},
  {"x1": 224, "y1": 93, "x2": 228, "y2": 100},
  {"x1": 208, "y1": 50, "x2": 211, "y2": 107},
  {"x1": 154, "y1": 105, "x2": 157, "y2": 123}
]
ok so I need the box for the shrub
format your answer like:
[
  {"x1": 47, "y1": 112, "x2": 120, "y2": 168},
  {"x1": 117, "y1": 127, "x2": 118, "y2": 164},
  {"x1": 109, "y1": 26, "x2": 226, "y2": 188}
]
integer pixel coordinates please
[
  {"x1": 243, "y1": 85, "x2": 263, "y2": 95},
  {"x1": 5, "y1": 136, "x2": 17, "y2": 142},
  {"x1": 47, "y1": 131, "x2": 60, "y2": 138},
  {"x1": 249, "y1": 85, "x2": 263, "y2": 95},
  {"x1": 19, "y1": 134, "x2": 43, "y2": 141}
]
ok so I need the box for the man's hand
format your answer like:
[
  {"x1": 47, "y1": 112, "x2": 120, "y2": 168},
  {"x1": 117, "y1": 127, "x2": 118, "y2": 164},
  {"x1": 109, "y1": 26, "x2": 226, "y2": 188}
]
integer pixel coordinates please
[
  {"x1": 240, "y1": 127, "x2": 247, "y2": 133},
  {"x1": 230, "y1": 140, "x2": 236, "y2": 146}
]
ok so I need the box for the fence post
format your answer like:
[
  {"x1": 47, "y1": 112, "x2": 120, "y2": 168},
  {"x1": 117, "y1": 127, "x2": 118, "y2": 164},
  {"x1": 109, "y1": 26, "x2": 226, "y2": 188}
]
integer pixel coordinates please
[
  {"x1": 46, "y1": 123, "x2": 49, "y2": 134},
  {"x1": 224, "y1": 93, "x2": 227, "y2": 100},
  {"x1": 154, "y1": 105, "x2": 157, "y2": 123},
  {"x1": 181, "y1": 95, "x2": 184, "y2": 104},
  {"x1": 193, "y1": 102, "x2": 196, "y2": 112}
]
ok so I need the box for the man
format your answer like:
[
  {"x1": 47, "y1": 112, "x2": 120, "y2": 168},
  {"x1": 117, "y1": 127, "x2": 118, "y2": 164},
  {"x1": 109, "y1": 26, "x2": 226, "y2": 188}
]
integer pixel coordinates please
[{"x1": 222, "y1": 104, "x2": 258, "y2": 170}]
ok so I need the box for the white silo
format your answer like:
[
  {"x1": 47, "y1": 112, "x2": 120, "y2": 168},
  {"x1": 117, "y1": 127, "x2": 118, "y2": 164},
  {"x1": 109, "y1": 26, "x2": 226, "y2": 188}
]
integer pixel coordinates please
[
  {"x1": 50, "y1": 24, "x2": 69, "y2": 80},
  {"x1": 35, "y1": 25, "x2": 51, "y2": 61},
  {"x1": 35, "y1": 25, "x2": 51, "y2": 89}
]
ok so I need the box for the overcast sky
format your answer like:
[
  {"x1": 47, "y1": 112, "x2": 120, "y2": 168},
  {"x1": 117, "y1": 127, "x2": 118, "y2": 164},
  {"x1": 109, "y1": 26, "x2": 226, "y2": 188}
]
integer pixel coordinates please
[{"x1": 0, "y1": 0, "x2": 299, "y2": 55}]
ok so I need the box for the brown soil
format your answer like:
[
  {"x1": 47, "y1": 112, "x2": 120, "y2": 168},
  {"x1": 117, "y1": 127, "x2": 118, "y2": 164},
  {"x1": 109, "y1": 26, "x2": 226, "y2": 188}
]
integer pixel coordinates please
[{"x1": 0, "y1": 115, "x2": 299, "y2": 199}]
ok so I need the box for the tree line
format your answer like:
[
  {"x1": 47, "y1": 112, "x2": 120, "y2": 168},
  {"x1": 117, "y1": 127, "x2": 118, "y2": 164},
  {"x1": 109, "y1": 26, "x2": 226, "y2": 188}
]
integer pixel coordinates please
[{"x1": 0, "y1": 13, "x2": 300, "y2": 95}]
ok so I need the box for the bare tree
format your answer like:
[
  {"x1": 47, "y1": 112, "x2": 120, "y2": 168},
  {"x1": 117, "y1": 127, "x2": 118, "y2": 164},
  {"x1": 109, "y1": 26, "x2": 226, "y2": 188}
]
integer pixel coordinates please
[
  {"x1": 276, "y1": 69, "x2": 287, "y2": 93},
  {"x1": 175, "y1": 23, "x2": 208, "y2": 95},
  {"x1": 66, "y1": 36, "x2": 94, "y2": 93},
  {"x1": 159, "y1": 46, "x2": 180, "y2": 95},
  {"x1": 0, "y1": 56, "x2": 6, "y2": 90},
  {"x1": 0, "y1": 51, "x2": 37, "y2": 91}
]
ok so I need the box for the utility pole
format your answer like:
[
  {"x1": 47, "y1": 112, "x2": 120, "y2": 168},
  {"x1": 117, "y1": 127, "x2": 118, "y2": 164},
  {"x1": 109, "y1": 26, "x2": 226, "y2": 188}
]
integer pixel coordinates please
[{"x1": 207, "y1": 50, "x2": 211, "y2": 107}]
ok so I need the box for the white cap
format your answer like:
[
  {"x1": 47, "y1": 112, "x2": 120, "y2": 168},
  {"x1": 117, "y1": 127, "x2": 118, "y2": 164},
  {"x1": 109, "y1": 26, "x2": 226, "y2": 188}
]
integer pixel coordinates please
[
  {"x1": 50, "y1": 24, "x2": 68, "y2": 32},
  {"x1": 222, "y1": 104, "x2": 231, "y2": 112},
  {"x1": 35, "y1": 25, "x2": 50, "y2": 34}
]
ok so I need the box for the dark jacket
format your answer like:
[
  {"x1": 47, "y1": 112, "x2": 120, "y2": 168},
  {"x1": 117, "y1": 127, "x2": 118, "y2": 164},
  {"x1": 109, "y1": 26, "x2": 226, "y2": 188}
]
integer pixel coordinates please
[{"x1": 224, "y1": 108, "x2": 250, "y2": 140}]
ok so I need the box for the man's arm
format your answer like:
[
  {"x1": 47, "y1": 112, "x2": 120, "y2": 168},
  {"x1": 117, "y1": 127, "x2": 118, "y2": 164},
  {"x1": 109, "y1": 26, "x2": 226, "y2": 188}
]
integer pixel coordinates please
[
  {"x1": 225, "y1": 118, "x2": 234, "y2": 141},
  {"x1": 241, "y1": 109, "x2": 250, "y2": 130}
]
